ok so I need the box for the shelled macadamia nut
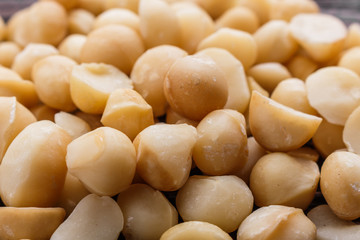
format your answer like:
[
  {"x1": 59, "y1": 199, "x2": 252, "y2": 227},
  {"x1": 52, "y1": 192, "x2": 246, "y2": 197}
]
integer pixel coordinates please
[
  {"x1": 160, "y1": 221, "x2": 232, "y2": 240},
  {"x1": 268, "y1": 0, "x2": 319, "y2": 22},
  {"x1": 289, "y1": 13, "x2": 347, "y2": 63},
  {"x1": 134, "y1": 124, "x2": 197, "y2": 191},
  {"x1": 197, "y1": 28, "x2": 257, "y2": 71},
  {"x1": 193, "y1": 109, "x2": 248, "y2": 175},
  {"x1": 164, "y1": 54, "x2": 228, "y2": 121},
  {"x1": 75, "y1": 111, "x2": 103, "y2": 130},
  {"x1": 320, "y1": 151, "x2": 360, "y2": 220},
  {"x1": 176, "y1": 175, "x2": 253, "y2": 233},
  {"x1": 104, "y1": 0, "x2": 139, "y2": 13},
  {"x1": 237, "y1": 205, "x2": 316, "y2": 240},
  {"x1": 78, "y1": 0, "x2": 105, "y2": 15},
  {"x1": 30, "y1": 104, "x2": 58, "y2": 121},
  {"x1": 0, "y1": 97, "x2": 36, "y2": 162},
  {"x1": 101, "y1": 88, "x2": 154, "y2": 140},
  {"x1": 139, "y1": 0, "x2": 181, "y2": 48},
  {"x1": 343, "y1": 106, "x2": 360, "y2": 154},
  {"x1": 81, "y1": 25, "x2": 144, "y2": 75},
  {"x1": 307, "y1": 205, "x2": 360, "y2": 240},
  {"x1": 117, "y1": 184, "x2": 178, "y2": 240},
  {"x1": 131, "y1": 45, "x2": 187, "y2": 117},
  {"x1": 306, "y1": 67, "x2": 360, "y2": 125},
  {"x1": 246, "y1": 76, "x2": 269, "y2": 97},
  {"x1": 68, "y1": 9, "x2": 95, "y2": 35},
  {"x1": 58, "y1": 34, "x2": 87, "y2": 63},
  {"x1": 70, "y1": 63, "x2": 133, "y2": 114},
  {"x1": 0, "y1": 42, "x2": 21, "y2": 68},
  {"x1": 215, "y1": 6, "x2": 259, "y2": 34},
  {"x1": 286, "y1": 53, "x2": 318, "y2": 80},
  {"x1": 93, "y1": 8, "x2": 140, "y2": 33},
  {"x1": 287, "y1": 147, "x2": 319, "y2": 162},
  {"x1": 0, "y1": 207, "x2": 65, "y2": 240},
  {"x1": 66, "y1": 127, "x2": 136, "y2": 196},
  {"x1": 249, "y1": 91, "x2": 322, "y2": 152},
  {"x1": 344, "y1": 23, "x2": 360, "y2": 49},
  {"x1": 196, "y1": 48, "x2": 250, "y2": 113},
  {"x1": 235, "y1": 0, "x2": 269, "y2": 25},
  {"x1": 190, "y1": 0, "x2": 236, "y2": 19},
  {"x1": 50, "y1": 194, "x2": 123, "y2": 240},
  {"x1": 0, "y1": 120, "x2": 72, "y2": 207},
  {"x1": 254, "y1": 20, "x2": 298, "y2": 63},
  {"x1": 54, "y1": 112, "x2": 91, "y2": 140},
  {"x1": 165, "y1": 108, "x2": 199, "y2": 127},
  {"x1": 250, "y1": 152, "x2": 320, "y2": 210},
  {"x1": 338, "y1": 47, "x2": 360, "y2": 76},
  {"x1": 32, "y1": 55, "x2": 77, "y2": 112},
  {"x1": 40, "y1": 0, "x2": 79, "y2": 11}
]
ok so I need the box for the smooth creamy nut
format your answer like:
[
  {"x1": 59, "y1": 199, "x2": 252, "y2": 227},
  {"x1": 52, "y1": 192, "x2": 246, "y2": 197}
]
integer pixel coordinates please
[
  {"x1": 0, "y1": 41, "x2": 21, "y2": 68},
  {"x1": 307, "y1": 205, "x2": 360, "y2": 240},
  {"x1": 70, "y1": 63, "x2": 133, "y2": 114},
  {"x1": 197, "y1": 28, "x2": 257, "y2": 71},
  {"x1": 139, "y1": 0, "x2": 181, "y2": 48},
  {"x1": 306, "y1": 67, "x2": 360, "y2": 125},
  {"x1": 343, "y1": 106, "x2": 360, "y2": 154},
  {"x1": 250, "y1": 152, "x2": 320, "y2": 210},
  {"x1": 320, "y1": 151, "x2": 360, "y2": 220},
  {"x1": 0, "y1": 97, "x2": 36, "y2": 162},
  {"x1": 117, "y1": 184, "x2": 178, "y2": 240},
  {"x1": 81, "y1": 25, "x2": 145, "y2": 75},
  {"x1": 0, "y1": 207, "x2": 65, "y2": 240},
  {"x1": 193, "y1": 109, "x2": 248, "y2": 175},
  {"x1": 249, "y1": 91, "x2": 322, "y2": 152},
  {"x1": 248, "y1": 62, "x2": 292, "y2": 93},
  {"x1": 344, "y1": 23, "x2": 360, "y2": 49},
  {"x1": 30, "y1": 104, "x2": 57, "y2": 121},
  {"x1": 104, "y1": 0, "x2": 139, "y2": 12},
  {"x1": 66, "y1": 127, "x2": 136, "y2": 196},
  {"x1": 75, "y1": 111, "x2": 103, "y2": 130},
  {"x1": 235, "y1": 0, "x2": 269, "y2": 24},
  {"x1": 196, "y1": 48, "x2": 250, "y2": 113},
  {"x1": 93, "y1": 8, "x2": 140, "y2": 33},
  {"x1": 134, "y1": 124, "x2": 197, "y2": 191},
  {"x1": 68, "y1": 9, "x2": 95, "y2": 35},
  {"x1": 246, "y1": 76, "x2": 269, "y2": 97},
  {"x1": 54, "y1": 112, "x2": 91, "y2": 140},
  {"x1": 160, "y1": 221, "x2": 232, "y2": 240},
  {"x1": 215, "y1": 6, "x2": 259, "y2": 34},
  {"x1": 0, "y1": 120, "x2": 72, "y2": 207},
  {"x1": 131, "y1": 45, "x2": 187, "y2": 117},
  {"x1": 338, "y1": 47, "x2": 360, "y2": 76},
  {"x1": 32, "y1": 55, "x2": 77, "y2": 112},
  {"x1": 12, "y1": 43, "x2": 58, "y2": 81},
  {"x1": 58, "y1": 34, "x2": 87, "y2": 63},
  {"x1": 190, "y1": 0, "x2": 235, "y2": 19},
  {"x1": 254, "y1": 20, "x2": 298, "y2": 63},
  {"x1": 271, "y1": 78, "x2": 317, "y2": 115},
  {"x1": 41, "y1": 0, "x2": 79, "y2": 10},
  {"x1": 101, "y1": 88, "x2": 154, "y2": 140},
  {"x1": 290, "y1": 13, "x2": 347, "y2": 63},
  {"x1": 165, "y1": 108, "x2": 199, "y2": 127},
  {"x1": 237, "y1": 205, "x2": 316, "y2": 240},
  {"x1": 177, "y1": 175, "x2": 253, "y2": 233},
  {"x1": 50, "y1": 194, "x2": 123, "y2": 240},
  {"x1": 268, "y1": 0, "x2": 319, "y2": 21},
  {"x1": 286, "y1": 53, "x2": 318, "y2": 80},
  {"x1": 287, "y1": 147, "x2": 319, "y2": 162},
  {"x1": 164, "y1": 55, "x2": 228, "y2": 121}
]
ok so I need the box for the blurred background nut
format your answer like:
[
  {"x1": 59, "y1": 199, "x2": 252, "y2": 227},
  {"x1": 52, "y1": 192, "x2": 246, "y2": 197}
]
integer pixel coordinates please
[
  {"x1": 68, "y1": 9, "x2": 95, "y2": 35},
  {"x1": 343, "y1": 105, "x2": 360, "y2": 154},
  {"x1": 58, "y1": 34, "x2": 87, "y2": 63},
  {"x1": 0, "y1": 41, "x2": 21, "y2": 68}
]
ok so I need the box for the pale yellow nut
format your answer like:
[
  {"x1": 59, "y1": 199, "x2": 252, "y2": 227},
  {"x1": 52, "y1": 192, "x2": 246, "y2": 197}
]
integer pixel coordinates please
[
  {"x1": 104, "y1": 0, "x2": 139, "y2": 13},
  {"x1": 54, "y1": 111, "x2": 91, "y2": 140},
  {"x1": 344, "y1": 23, "x2": 360, "y2": 49},
  {"x1": 197, "y1": 28, "x2": 257, "y2": 71},
  {"x1": 0, "y1": 97, "x2": 36, "y2": 162},
  {"x1": 6, "y1": 8, "x2": 28, "y2": 44},
  {"x1": 250, "y1": 152, "x2": 320, "y2": 210},
  {"x1": 289, "y1": 13, "x2": 347, "y2": 63},
  {"x1": 249, "y1": 91, "x2": 322, "y2": 152},
  {"x1": 134, "y1": 124, "x2": 197, "y2": 191},
  {"x1": 0, "y1": 207, "x2": 65, "y2": 240},
  {"x1": 68, "y1": 9, "x2": 95, "y2": 35},
  {"x1": 246, "y1": 76, "x2": 269, "y2": 98},
  {"x1": 66, "y1": 127, "x2": 136, "y2": 196},
  {"x1": 235, "y1": 0, "x2": 269, "y2": 25},
  {"x1": 40, "y1": 0, "x2": 79, "y2": 10},
  {"x1": 117, "y1": 184, "x2": 178, "y2": 240},
  {"x1": 50, "y1": 194, "x2": 123, "y2": 240},
  {"x1": 189, "y1": 0, "x2": 236, "y2": 19},
  {"x1": 343, "y1": 106, "x2": 360, "y2": 154},
  {"x1": 30, "y1": 104, "x2": 58, "y2": 121},
  {"x1": 306, "y1": 67, "x2": 360, "y2": 125},
  {"x1": 70, "y1": 63, "x2": 133, "y2": 114},
  {"x1": 0, "y1": 41, "x2": 21, "y2": 68},
  {"x1": 320, "y1": 151, "x2": 360, "y2": 220},
  {"x1": 196, "y1": 48, "x2": 250, "y2": 113},
  {"x1": 338, "y1": 46, "x2": 360, "y2": 76},
  {"x1": 165, "y1": 108, "x2": 199, "y2": 127},
  {"x1": 268, "y1": 0, "x2": 319, "y2": 22},
  {"x1": 131, "y1": 45, "x2": 187, "y2": 117},
  {"x1": 287, "y1": 147, "x2": 320, "y2": 162},
  {"x1": 0, "y1": 120, "x2": 72, "y2": 207},
  {"x1": 101, "y1": 88, "x2": 154, "y2": 140},
  {"x1": 75, "y1": 111, "x2": 103, "y2": 130},
  {"x1": 58, "y1": 34, "x2": 87, "y2": 63},
  {"x1": 160, "y1": 221, "x2": 232, "y2": 240},
  {"x1": 237, "y1": 205, "x2": 316, "y2": 240},
  {"x1": 286, "y1": 53, "x2": 318, "y2": 81},
  {"x1": 77, "y1": 0, "x2": 105, "y2": 15}
]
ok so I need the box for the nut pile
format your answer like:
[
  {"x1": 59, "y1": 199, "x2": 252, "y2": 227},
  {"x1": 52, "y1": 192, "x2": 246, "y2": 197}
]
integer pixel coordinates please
[{"x1": 0, "y1": 0, "x2": 360, "y2": 239}]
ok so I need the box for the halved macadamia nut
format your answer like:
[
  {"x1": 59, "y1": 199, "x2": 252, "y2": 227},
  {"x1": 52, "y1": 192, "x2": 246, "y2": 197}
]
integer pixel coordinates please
[
  {"x1": 101, "y1": 88, "x2": 154, "y2": 140},
  {"x1": 164, "y1": 54, "x2": 228, "y2": 121},
  {"x1": 93, "y1": 8, "x2": 140, "y2": 33},
  {"x1": 249, "y1": 91, "x2": 322, "y2": 152},
  {"x1": 193, "y1": 109, "x2": 248, "y2": 176},
  {"x1": 54, "y1": 112, "x2": 91, "y2": 140},
  {"x1": 66, "y1": 127, "x2": 136, "y2": 196},
  {"x1": 306, "y1": 67, "x2": 360, "y2": 125},
  {"x1": 286, "y1": 53, "x2": 318, "y2": 81},
  {"x1": 134, "y1": 124, "x2": 197, "y2": 191},
  {"x1": 68, "y1": 9, "x2": 95, "y2": 35},
  {"x1": 58, "y1": 34, "x2": 87, "y2": 63},
  {"x1": 320, "y1": 151, "x2": 360, "y2": 220},
  {"x1": 50, "y1": 194, "x2": 123, "y2": 240},
  {"x1": 289, "y1": 13, "x2": 347, "y2": 63},
  {"x1": 338, "y1": 46, "x2": 360, "y2": 76},
  {"x1": 343, "y1": 106, "x2": 360, "y2": 154},
  {"x1": 268, "y1": 0, "x2": 319, "y2": 22},
  {"x1": 160, "y1": 221, "x2": 232, "y2": 240},
  {"x1": 176, "y1": 175, "x2": 253, "y2": 233},
  {"x1": 0, "y1": 41, "x2": 22, "y2": 68},
  {"x1": 246, "y1": 76, "x2": 269, "y2": 97},
  {"x1": 250, "y1": 152, "x2": 320, "y2": 210},
  {"x1": 70, "y1": 63, "x2": 133, "y2": 114},
  {"x1": 117, "y1": 184, "x2": 178, "y2": 240},
  {"x1": 237, "y1": 205, "x2": 316, "y2": 240},
  {"x1": 0, "y1": 120, "x2": 72, "y2": 207}
]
